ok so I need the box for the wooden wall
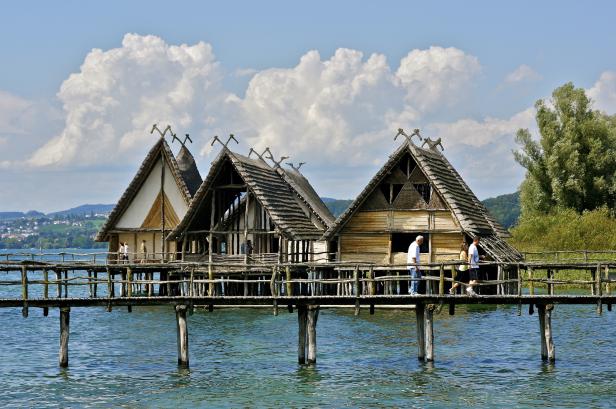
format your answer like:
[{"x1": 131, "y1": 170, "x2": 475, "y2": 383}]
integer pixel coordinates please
[{"x1": 338, "y1": 211, "x2": 463, "y2": 264}]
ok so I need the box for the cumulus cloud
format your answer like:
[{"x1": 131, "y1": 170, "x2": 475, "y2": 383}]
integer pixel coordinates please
[
  {"x1": 25, "y1": 38, "x2": 482, "y2": 169},
  {"x1": 238, "y1": 46, "x2": 481, "y2": 165},
  {"x1": 396, "y1": 46, "x2": 481, "y2": 111},
  {"x1": 588, "y1": 71, "x2": 616, "y2": 114},
  {"x1": 28, "y1": 34, "x2": 234, "y2": 168},
  {"x1": 426, "y1": 108, "x2": 535, "y2": 148},
  {"x1": 505, "y1": 64, "x2": 542, "y2": 83}
]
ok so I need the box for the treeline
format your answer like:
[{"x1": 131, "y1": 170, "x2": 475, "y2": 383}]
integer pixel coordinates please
[{"x1": 510, "y1": 83, "x2": 616, "y2": 252}]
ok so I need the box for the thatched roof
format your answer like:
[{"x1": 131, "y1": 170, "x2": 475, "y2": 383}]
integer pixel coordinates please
[
  {"x1": 324, "y1": 140, "x2": 522, "y2": 262},
  {"x1": 95, "y1": 138, "x2": 200, "y2": 242},
  {"x1": 168, "y1": 148, "x2": 334, "y2": 241},
  {"x1": 176, "y1": 145, "x2": 202, "y2": 196}
]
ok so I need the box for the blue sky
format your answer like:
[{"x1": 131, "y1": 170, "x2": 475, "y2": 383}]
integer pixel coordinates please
[{"x1": 1, "y1": 1, "x2": 616, "y2": 211}]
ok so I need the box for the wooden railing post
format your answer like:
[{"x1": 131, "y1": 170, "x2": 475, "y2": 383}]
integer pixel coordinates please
[
  {"x1": 517, "y1": 265, "x2": 522, "y2": 316},
  {"x1": 21, "y1": 266, "x2": 28, "y2": 318},
  {"x1": 285, "y1": 266, "x2": 292, "y2": 296},
  {"x1": 597, "y1": 263, "x2": 603, "y2": 315},
  {"x1": 438, "y1": 264, "x2": 445, "y2": 296},
  {"x1": 270, "y1": 267, "x2": 278, "y2": 316},
  {"x1": 43, "y1": 268, "x2": 49, "y2": 316}
]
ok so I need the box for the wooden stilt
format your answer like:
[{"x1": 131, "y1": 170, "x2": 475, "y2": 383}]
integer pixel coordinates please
[
  {"x1": 55, "y1": 270, "x2": 61, "y2": 298},
  {"x1": 59, "y1": 307, "x2": 70, "y2": 367},
  {"x1": 298, "y1": 305, "x2": 307, "y2": 364},
  {"x1": 307, "y1": 305, "x2": 319, "y2": 364},
  {"x1": 425, "y1": 304, "x2": 435, "y2": 362},
  {"x1": 21, "y1": 266, "x2": 28, "y2": 318},
  {"x1": 175, "y1": 305, "x2": 189, "y2": 367},
  {"x1": 415, "y1": 303, "x2": 425, "y2": 361},
  {"x1": 537, "y1": 304, "x2": 555, "y2": 361},
  {"x1": 93, "y1": 271, "x2": 98, "y2": 297},
  {"x1": 43, "y1": 268, "x2": 49, "y2": 316}
]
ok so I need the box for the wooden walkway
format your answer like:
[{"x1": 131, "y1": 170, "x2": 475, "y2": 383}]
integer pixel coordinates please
[{"x1": 0, "y1": 256, "x2": 614, "y2": 367}]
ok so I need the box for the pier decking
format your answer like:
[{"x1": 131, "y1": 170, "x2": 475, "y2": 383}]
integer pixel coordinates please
[{"x1": 0, "y1": 253, "x2": 614, "y2": 367}]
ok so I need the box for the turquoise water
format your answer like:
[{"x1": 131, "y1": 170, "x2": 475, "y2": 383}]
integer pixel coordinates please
[
  {"x1": 1, "y1": 250, "x2": 615, "y2": 407},
  {"x1": 0, "y1": 304, "x2": 615, "y2": 408}
]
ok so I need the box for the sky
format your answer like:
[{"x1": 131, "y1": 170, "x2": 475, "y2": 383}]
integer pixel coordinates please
[{"x1": 1, "y1": 1, "x2": 616, "y2": 212}]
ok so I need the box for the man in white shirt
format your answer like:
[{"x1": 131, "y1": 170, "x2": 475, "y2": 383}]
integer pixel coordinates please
[
  {"x1": 466, "y1": 236, "x2": 483, "y2": 296},
  {"x1": 408, "y1": 235, "x2": 424, "y2": 295}
]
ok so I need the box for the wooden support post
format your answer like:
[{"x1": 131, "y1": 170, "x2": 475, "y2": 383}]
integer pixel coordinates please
[
  {"x1": 605, "y1": 265, "x2": 612, "y2": 312},
  {"x1": 175, "y1": 305, "x2": 189, "y2": 367},
  {"x1": 126, "y1": 267, "x2": 132, "y2": 297},
  {"x1": 517, "y1": 265, "x2": 522, "y2": 316},
  {"x1": 528, "y1": 267, "x2": 534, "y2": 296},
  {"x1": 353, "y1": 266, "x2": 360, "y2": 316},
  {"x1": 538, "y1": 304, "x2": 555, "y2": 362},
  {"x1": 43, "y1": 268, "x2": 49, "y2": 316},
  {"x1": 297, "y1": 305, "x2": 307, "y2": 364},
  {"x1": 59, "y1": 307, "x2": 70, "y2": 368},
  {"x1": 438, "y1": 264, "x2": 445, "y2": 296},
  {"x1": 425, "y1": 304, "x2": 435, "y2": 362},
  {"x1": 415, "y1": 303, "x2": 425, "y2": 361},
  {"x1": 591, "y1": 266, "x2": 597, "y2": 296},
  {"x1": 87, "y1": 270, "x2": 93, "y2": 298},
  {"x1": 55, "y1": 269, "x2": 61, "y2": 298},
  {"x1": 270, "y1": 267, "x2": 278, "y2": 316},
  {"x1": 64, "y1": 270, "x2": 68, "y2": 298},
  {"x1": 286, "y1": 266, "x2": 292, "y2": 296},
  {"x1": 93, "y1": 271, "x2": 98, "y2": 298},
  {"x1": 596, "y1": 264, "x2": 603, "y2": 315},
  {"x1": 209, "y1": 190, "x2": 215, "y2": 297},
  {"x1": 106, "y1": 268, "x2": 113, "y2": 312},
  {"x1": 307, "y1": 305, "x2": 319, "y2": 364},
  {"x1": 21, "y1": 266, "x2": 28, "y2": 318}
]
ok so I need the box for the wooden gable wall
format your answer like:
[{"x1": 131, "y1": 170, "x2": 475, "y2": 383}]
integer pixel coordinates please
[{"x1": 338, "y1": 152, "x2": 463, "y2": 264}]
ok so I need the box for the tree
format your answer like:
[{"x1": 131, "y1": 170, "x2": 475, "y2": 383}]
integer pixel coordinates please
[{"x1": 514, "y1": 82, "x2": 616, "y2": 214}]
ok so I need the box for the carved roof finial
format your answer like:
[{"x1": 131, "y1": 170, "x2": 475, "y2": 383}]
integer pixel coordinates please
[
  {"x1": 151, "y1": 124, "x2": 173, "y2": 138},
  {"x1": 286, "y1": 162, "x2": 306, "y2": 171},
  {"x1": 211, "y1": 134, "x2": 239, "y2": 149},
  {"x1": 421, "y1": 137, "x2": 445, "y2": 152},
  {"x1": 172, "y1": 133, "x2": 193, "y2": 147},
  {"x1": 394, "y1": 128, "x2": 423, "y2": 145}
]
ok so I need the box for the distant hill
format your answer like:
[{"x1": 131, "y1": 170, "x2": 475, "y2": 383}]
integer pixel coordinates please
[
  {"x1": 1, "y1": 204, "x2": 114, "y2": 219},
  {"x1": 0, "y1": 211, "x2": 45, "y2": 220},
  {"x1": 481, "y1": 192, "x2": 520, "y2": 229},
  {"x1": 322, "y1": 197, "x2": 353, "y2": 218},
  {"x1": 47, "y1": 204, "x2": 115, "y2": 217}
]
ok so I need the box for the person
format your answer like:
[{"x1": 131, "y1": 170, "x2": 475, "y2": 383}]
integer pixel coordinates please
[
  {"x1": 449, "y1": 242, "x2": 469, "y2": 295},
  {"x1": 140, "y1": 240, "x2": 148, "y2": 263},
  {"x1": 118, "y1": 242, "x2": 125, "y2": 263},
  {"x1": 122, "y1": 242, "x2": 130, "y2": 263},
  {"x1": 467, "y1": 236, "x2": 484, "y2": 296},
  {"x1": 407, "y1": 235, "x2": 424, "y2": 295}
]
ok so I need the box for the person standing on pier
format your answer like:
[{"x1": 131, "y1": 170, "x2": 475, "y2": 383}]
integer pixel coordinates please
[
  {"x1": 467, "y1": 236, "x2": 483, "y2": 296},
  {"x1": 449, "y1": 242, "x2": 469, "y2": 295},
  {"x1": 408, "y1": 235, "x2": 424, "y2": 295},
  {"x1": 122, "y1": 242, "x2": 130, "y2": 263}
]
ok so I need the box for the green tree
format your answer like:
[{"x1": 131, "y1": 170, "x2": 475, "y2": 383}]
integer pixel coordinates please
[{"x1": 514, "y1": 82, "x2": 616, "y2": 214}]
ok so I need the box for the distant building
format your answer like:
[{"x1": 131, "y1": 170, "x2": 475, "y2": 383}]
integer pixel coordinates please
[{"x1": 95, "y1": 137, "x2": 202, "y2": 262}]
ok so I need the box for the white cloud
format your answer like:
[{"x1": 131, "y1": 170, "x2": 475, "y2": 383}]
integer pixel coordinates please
[
  {"x1": 588, "y1": 71, "x2": 616, "y2": 114},
  {"x1": 505, "y1": 64, "x2": 541, "y2": 83},
  {"x1": 237, "y1": 46, "x2": 481, "y2": 165},
  {"x1": 28, "y1": 33, "x2": 234, "y2": 168},
  {"x1": 426, "y1": 107, "x2": 535, "y2": 148},
  {"x1": 396, "y1": 46, "x2": 481, "y2": 111}
]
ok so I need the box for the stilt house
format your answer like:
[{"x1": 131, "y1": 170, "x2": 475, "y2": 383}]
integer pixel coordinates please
[
  {"x1": 95, "y1": 137, "x2": 202, "y2": 262},
  {"x1": 168, "y1": 146, "x2": 335, "y2": 264},
  {"x1": 323, "y1": 132, "x2": 521, "y2": 275}
]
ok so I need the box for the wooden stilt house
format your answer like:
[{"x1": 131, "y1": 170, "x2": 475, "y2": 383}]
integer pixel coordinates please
[
  {"x1": 95, "y1": 137, "x2": 202, "y2": 262},
  {"x1": 168, "y1": 146, "x2": 335, "y2": 264},
  {"x1": 323, "y1": 132, "x2": 522, "y2": 293}
]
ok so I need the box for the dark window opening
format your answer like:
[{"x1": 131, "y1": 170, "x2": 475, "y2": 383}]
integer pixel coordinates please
[
  {"x1": 391, "y1": 233, "x2": 430, "y2": 253},
  {"x1": 392, "y1": 184, "x2": 404, "y2": 202},
  {"x1": 413, "y1": 183, "x2": 431, "y2": 203},
  {"x1": 379, "y1": 183, "x2": 405, "y2": 204}
]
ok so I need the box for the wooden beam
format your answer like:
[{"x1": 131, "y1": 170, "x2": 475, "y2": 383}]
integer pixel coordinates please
[
  {"x1": 175, "y1": 305, "x2": 189, "y2": 367},
  {"x1": 59, "y1": 307, "x2": 70, "y2": 367}
]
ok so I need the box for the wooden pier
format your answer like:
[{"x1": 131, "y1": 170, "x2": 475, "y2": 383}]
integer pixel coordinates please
[{"x1": 1, "y1": 255, "x2": 615, "y2": 367}]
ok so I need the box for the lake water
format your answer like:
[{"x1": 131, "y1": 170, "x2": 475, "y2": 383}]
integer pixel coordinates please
[{"x1": 1, "y1": 250, "x2": 615, "y2": 407}]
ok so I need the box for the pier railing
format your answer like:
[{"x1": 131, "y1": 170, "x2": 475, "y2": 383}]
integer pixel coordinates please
[{"x1": 1, "y1": 258, "x2": 615, "y2": 367}]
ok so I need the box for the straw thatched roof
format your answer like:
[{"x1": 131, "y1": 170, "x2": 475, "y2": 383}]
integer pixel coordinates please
[
  {"x1": 95, "y1": 137, "x2": 202, "y2": 242},
  {"x1": 168, "y1": 148, "x2": 334, "y2": 241}
]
